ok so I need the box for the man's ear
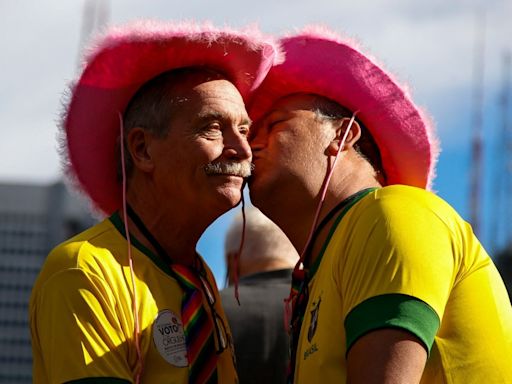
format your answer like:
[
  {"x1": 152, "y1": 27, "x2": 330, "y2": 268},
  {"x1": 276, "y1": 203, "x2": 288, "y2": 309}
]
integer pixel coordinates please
[
  {"x1": 126, "y1": 127, "x2": 155, "y2": 173},
  {"x1": 327, "y1": 118, "x2": 361, "y2": 156}
]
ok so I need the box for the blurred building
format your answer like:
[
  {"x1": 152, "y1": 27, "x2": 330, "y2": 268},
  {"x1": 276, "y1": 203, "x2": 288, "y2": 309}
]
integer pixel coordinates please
[
  {"x1": 0, "y1": 181, "x2": 95, "y2": 383},
  {"x1": 495, "y1": 247, "x2": 512, "y2": 299}
]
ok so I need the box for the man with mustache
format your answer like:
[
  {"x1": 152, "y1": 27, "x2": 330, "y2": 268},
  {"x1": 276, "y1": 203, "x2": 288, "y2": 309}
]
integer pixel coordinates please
[
  {"x1": 29, "y1": 21, "x2": 277, "y2": 383},
  {"x1": 248, "y1": 27, "x2": 512, "y2": 383}
]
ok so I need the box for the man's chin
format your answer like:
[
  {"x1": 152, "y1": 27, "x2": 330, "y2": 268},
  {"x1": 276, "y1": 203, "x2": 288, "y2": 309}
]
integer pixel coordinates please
[{"x1": 214, "y1": 186, "x2": 243, "y2": 208}]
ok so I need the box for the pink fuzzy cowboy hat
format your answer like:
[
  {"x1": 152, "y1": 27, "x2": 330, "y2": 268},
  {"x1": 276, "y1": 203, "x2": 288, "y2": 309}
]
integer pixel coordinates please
[
  {"x1": 61, "y1": 20, "x2": 279, "y2": 215},
  {"x1": 248, "y1": 26, "x2": 439, "y2": 189}
]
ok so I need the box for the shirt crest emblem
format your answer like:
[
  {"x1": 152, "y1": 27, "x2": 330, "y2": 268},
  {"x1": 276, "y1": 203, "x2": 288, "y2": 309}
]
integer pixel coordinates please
[{"x1": 308, "y1": 296, "x2": 321, "y2": 342}]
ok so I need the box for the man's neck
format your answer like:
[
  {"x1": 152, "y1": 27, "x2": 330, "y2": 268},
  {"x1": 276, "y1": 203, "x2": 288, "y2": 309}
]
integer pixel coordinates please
[
  {"x1": 268, "y1": 178, "x2": 380, "y2": 270},
  {"x1": 124, "y1": 191, "x2": 212, "y2": 266},
  {"x1": 306, "y1": 177, "x2": 381, "y2": 268},
  {"x1": 120, "y1": 207, "x2": 201, "y2": 266}
]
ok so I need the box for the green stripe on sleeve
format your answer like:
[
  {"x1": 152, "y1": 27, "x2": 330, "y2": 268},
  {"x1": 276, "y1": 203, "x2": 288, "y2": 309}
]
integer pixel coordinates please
[{"x1": 344, "y1": 293, "x2": 440, "y2": 354}]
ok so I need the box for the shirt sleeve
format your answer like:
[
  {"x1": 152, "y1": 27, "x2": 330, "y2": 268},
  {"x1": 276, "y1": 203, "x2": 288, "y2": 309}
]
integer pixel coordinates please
[
  {"x1": 31, "y1": 267, "x2": 134, "y2": 383},
  {"x1": 336, "y1": 190, "x2": 456, "y2": 353}
]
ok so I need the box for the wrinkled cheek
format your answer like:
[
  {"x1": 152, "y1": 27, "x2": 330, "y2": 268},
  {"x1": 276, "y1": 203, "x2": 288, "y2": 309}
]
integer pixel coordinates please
[{"x1": 194, "y1": 140, "x2": 222, "y2": 162}]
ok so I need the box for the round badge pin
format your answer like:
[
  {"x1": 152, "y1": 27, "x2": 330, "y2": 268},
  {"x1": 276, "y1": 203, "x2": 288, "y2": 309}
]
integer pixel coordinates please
[{"x1": 152, "y1": 309, "x2": 188, "y2": 367}]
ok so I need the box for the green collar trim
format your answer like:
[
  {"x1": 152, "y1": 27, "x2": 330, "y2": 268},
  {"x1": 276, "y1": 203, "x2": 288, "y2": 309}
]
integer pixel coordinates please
[
  {"x1": 308, "y1": 188, "x2": 377, "y2": 279},
  {"x1": 109, "y1": 211, "x2": 173, "y2": 276}
]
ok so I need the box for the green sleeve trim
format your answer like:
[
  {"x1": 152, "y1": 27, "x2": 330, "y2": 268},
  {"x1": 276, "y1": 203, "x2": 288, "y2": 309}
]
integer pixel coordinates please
[
  {"x1": 344, "y1": 293, "x2": 440, "y2": 354},
  {"x1": 64, "y1": 378, "x2": 131, "y2": 384}
]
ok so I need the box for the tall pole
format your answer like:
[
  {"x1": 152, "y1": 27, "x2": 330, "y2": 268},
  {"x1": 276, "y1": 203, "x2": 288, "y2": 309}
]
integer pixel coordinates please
[
  {"x1": 491, "y1": 52, "x2": 511, "y2": 252},
  {"x1": 504, "y1": 52, "x2": 512, "y2": 248},
  {"x1": 469, "y1": 12, "x2": 485, "y2": 237},
  {"x1": 77, "y1": 0, "x2": 111, "y2": 65}
]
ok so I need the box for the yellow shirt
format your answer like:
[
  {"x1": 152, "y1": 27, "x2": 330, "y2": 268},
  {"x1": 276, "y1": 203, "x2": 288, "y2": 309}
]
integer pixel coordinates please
[
  {"x1": 30, "y1": 213, "x2": 237, "y2": 384},
  {"x1": 294, "y1": 185, "x2": 512, "y2": 383}
]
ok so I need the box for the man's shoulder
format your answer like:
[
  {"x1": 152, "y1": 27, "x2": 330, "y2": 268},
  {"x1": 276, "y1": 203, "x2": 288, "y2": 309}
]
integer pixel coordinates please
[
  {"x1": 353, "y1": 185, "x2": 457, "y2": 219},
  {"x1": 52, "y1": 217, "x2": 118, "y2": 256},
  {"x1": 37, "y1": 218, "x2": 121, "y2": 283},
  {"x1": 374, "y1": 185, "x2": 442, "y2": 204}
]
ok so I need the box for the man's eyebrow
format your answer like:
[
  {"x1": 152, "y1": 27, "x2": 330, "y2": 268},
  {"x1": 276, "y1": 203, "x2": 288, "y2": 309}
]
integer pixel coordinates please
[
  {"x1": 194, "y1": 111, "x2": 252, "y2": 125},
  {"x1": 195, "y1": 111, "x2": 224, "y2": 121}
]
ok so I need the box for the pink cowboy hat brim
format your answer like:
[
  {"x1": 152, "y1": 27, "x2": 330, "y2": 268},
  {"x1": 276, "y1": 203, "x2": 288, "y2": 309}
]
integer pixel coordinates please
[
  {"x1": 248, "y1": 25, "x2": 439, "y2": 189},
  {"x1": 61, "y1": 20, "x2": 279, "y2": 215}
]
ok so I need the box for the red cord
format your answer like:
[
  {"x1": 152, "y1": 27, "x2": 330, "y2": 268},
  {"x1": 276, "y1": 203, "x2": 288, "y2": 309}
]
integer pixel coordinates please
[
  {"x1": 283, "y1": 113, "x2": 358, "y2": 329},
  {"x1": 119, "y1": 112, "x2": 143, "y2": 382},
  {"x1": 233, "y1": 192, "x2": 246, "y2": 305}
]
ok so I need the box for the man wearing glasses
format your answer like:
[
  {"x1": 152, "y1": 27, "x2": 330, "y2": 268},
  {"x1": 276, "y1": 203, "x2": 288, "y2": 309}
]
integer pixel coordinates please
[
  {"x1": 248, "y1": 27, "x2": 512, "y2": 383},
  {"x1": 29, "y1": 20, "x2": 278, "y2": 383}
]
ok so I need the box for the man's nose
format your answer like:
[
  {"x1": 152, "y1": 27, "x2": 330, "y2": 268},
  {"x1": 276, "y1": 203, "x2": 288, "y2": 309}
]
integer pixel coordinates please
[{"x1": 223, "y1": 129, "x2": 252, "y2": 161}]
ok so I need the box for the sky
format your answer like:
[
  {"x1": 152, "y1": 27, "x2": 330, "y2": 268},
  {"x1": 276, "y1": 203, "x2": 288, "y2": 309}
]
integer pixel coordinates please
[{"x1": 1, "y1": 0, "x2": 511, "y2": 286}]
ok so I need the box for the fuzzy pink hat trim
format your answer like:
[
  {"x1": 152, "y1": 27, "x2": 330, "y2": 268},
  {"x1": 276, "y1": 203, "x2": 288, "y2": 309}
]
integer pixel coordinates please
[
  {"x1": 248, "y1": 25, "x2": 439, "y2": 189},
  {"x1": 61, "y1": 19, "x2": 279, "y2": 215}
]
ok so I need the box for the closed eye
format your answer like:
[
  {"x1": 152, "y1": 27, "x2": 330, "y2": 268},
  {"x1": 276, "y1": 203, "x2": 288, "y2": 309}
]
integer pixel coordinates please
[
  {"x1": 268, "y1": 119, "x2": 286, "y2": 130},
  {"x1": 201, "y1": 122, "x2": 222, "y2": 138}
]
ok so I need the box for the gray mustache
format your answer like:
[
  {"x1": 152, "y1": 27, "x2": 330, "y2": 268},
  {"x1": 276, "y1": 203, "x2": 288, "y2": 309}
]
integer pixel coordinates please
[{"x1": 204, "y1": 161, "x2": 254, "y2": 178}]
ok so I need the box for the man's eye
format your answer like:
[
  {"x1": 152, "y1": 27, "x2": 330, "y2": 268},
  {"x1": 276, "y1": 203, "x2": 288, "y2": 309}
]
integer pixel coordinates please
[
  {"x1": 239, "y1": 126, "x2": 250, "y2": 136},
  {"x1": 206, "y1": 122, "x2": 221, "y2": 131},
  {"x1": 268, "y1": 120, "x2": 285, "y2": 130},
  {"x1": 202, "y1": 123, "x2": 222, "y2": 136}
]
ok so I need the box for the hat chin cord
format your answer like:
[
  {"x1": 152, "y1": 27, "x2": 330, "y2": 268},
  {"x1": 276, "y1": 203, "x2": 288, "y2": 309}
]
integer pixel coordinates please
[
  {"x1": 233, "y1": 189, "x2": 247, "y2": 306},
  {"x1": 284, "y1": 111, "x2": 358, "y2": 327},
  {"x1": 117, "y1": 112, "x2": 249, "y2": 380},
  {"x1": 116, "y1": 109, "x2": 355, "y2": 378},
  {"x1": 118, "y1": 112, "x2": 144, "y2": 383}
]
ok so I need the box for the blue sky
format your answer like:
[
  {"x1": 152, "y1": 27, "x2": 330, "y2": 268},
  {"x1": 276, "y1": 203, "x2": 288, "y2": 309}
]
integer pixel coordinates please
[{"x1": 1, "y1": 0, "x2": 511, "y2": 286}]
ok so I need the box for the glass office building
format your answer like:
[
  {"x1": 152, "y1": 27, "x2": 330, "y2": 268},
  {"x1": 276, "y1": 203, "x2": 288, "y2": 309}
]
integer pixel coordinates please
[{"x1": 0, "y1": 181, "x2": 95, "y2": 383}]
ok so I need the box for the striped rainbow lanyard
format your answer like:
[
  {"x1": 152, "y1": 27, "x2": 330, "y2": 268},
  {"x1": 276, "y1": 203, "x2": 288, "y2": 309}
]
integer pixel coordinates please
[{"x1": 126, "y1": 204, "x2": 221, "y2": 384}]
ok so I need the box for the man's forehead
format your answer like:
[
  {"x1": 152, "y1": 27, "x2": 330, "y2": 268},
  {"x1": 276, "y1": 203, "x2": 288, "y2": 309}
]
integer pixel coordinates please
[
  {"x1": 171, "y1": 79, "x2": 249, "y2": 122},
  {"x1": 262, "y1": 93, "x2": 320, "y2": 119},
  {"x1": 171, "y1": 75, "x2": 232, "y2": 95},
  {"x1": 167, "y1": 79, "x2": 244, "y2": 110}
]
